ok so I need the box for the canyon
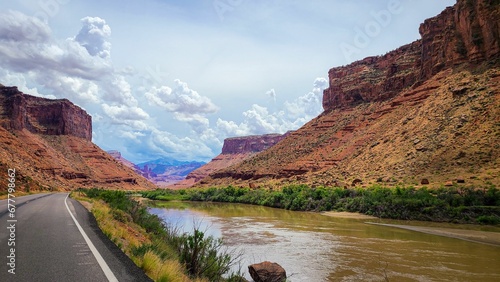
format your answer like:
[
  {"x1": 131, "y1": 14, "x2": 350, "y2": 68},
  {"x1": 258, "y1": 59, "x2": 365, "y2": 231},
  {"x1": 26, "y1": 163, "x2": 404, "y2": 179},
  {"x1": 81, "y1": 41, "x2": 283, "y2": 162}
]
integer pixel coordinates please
[
  {"x1": 198, "y1": 0, "x2": 500, "y2": 188},
  {"x1": 172, "y1": 133, "x2": 287, "y2": 188},
  {"x1": 1, "y1": 0, "x2": 498, "y2": 192},
  {"x1": 0, "y1": 86, "x2": 155, "y2": 191}
]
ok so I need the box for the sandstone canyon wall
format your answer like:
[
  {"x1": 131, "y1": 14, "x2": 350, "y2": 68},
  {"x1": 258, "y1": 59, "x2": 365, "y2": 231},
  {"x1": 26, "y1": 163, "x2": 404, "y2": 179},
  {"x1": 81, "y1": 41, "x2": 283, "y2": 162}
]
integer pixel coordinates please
[
  {"x1": 172, "y1": 133, "x2": 287, "y2": 188},
  {"x1": 200, "y1": 0, "x2": 500, "y2": 188},
  {"x1": 0, "y1": 86, "x2": 155, "y2": 191},
  {"x1": 0, "y1": 86, "x2": 91, "y2": 140}
]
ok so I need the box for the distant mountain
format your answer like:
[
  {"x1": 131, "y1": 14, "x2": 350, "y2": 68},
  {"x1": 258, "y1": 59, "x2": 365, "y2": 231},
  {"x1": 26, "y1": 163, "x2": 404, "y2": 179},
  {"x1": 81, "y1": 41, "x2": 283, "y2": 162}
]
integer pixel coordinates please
[
  {"x1": 137, "y1": 158, "x2": 204, "y2": 174},
  {"x1": 109, "y1": 154, "x2": 205, "y2": 187},
  {"x1": 171, "y1": 133, "x2": 288, "y2": 189}
]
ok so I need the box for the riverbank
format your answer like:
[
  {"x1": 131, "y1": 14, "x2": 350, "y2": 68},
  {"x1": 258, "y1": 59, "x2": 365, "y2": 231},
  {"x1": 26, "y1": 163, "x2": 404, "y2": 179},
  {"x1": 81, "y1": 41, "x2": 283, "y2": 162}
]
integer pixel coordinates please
[
  {"x1": 367, "y1": 222, "x2": 500, "y2": 246},
  {"x1": 141, "y1": 185, "x2": 500, "y2": 225},
  {"x1": 318, "y1": 211, "x2": 500, "y2": 246},
  {"x1": 72, "y1": 189, "x2": 245, "y2": 282},
  {"x1": 322, "y1": 211, "x2": 378, "y2": 219}
]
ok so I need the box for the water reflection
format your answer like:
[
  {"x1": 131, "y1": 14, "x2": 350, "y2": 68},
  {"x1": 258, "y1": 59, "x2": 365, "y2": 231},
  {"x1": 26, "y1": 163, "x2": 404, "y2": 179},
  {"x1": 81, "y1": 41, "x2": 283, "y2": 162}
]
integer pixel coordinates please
[{"x1": 148, "y1": 201, "x2": 500, "y2": 282}]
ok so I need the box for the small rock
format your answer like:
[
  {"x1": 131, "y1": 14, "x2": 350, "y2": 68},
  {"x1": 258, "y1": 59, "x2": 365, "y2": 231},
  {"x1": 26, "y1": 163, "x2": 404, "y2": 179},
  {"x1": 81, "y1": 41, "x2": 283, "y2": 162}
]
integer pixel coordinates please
[
  {"x1": 351, "y1": 179, "x2": 363, "y2": 187},
  {"x1": 444, "y1": 181, "x2": 454, "y2": 187},
  {"x1": 456, "y1": 177, "x2": 465, "y2": 184},
  {"x1": 248, "y1": 261, "x2": 286, "y2": 282},
  {"x1": 415, "y1": 146, "x2": 428, "y2": 152},
  {"x1": 421, "y1": 178, "x2": 430, "y2": 185}
]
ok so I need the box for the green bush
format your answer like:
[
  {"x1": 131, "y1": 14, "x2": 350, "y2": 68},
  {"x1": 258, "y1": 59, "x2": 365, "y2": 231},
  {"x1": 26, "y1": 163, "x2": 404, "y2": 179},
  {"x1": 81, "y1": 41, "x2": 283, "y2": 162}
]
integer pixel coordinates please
[
  {"x1": 82, "y1": 188, "x2": 241, "y2": 281},
  {"x1": 140, "y1": 184, "x2": 500, "y2": 225}
]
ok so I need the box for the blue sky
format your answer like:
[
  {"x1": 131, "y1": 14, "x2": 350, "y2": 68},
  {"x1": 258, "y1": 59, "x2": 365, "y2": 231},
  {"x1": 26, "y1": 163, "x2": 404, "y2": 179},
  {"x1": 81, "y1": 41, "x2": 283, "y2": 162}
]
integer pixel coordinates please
[{"x1": 0, "y1": 0, "x2": 455, "y2": 163}]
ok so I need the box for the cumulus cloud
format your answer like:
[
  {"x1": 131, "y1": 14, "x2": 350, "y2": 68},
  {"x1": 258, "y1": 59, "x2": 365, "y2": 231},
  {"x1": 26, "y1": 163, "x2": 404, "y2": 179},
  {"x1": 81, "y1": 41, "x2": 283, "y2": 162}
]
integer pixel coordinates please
[
  {"x1": 0, "y1": 10, "x2": 51, "y2": 42},
  {"x1": 102, "y1": 104, "x2": 150, "y2": 121},
  {"x1": 148, "y1": 129, "x2": 215, "y2": 160},
  {"x1": 145, "y1": 79, "x2": 219, "y2": 133},
  {"x1": 216, "y1": 77, "x2": 328, "y2": 137},
  {"x1": 74, "y1": 17, "x2": 112, "y2": 59},
  {"x1": 146, "y1": 79, "x2": 218, "y2": 114},
  {"x1": 284, "y1": 77, "x2": 328, "y2": 119},
  {"x1": 38, "y1": 75, "x2": 100, "y2": 104},
  {"x1": 101, "y1": 104, "x2": 150, "y2": 130},
  {"x1": 120, "y1": 130, "x2": 146, "y2": 142},
  {"x1": 0, "y1": 69, "x2": 51, "y2": 98},
  {"x1": 0, "y1": 10, "x2": 329, "y2": 162},
  {"x1": 101, "y1": 75, "x2": 137, "y2": 106},
  {"x1": 0, "y1": 12, "x2": 111, "y2": 80}
]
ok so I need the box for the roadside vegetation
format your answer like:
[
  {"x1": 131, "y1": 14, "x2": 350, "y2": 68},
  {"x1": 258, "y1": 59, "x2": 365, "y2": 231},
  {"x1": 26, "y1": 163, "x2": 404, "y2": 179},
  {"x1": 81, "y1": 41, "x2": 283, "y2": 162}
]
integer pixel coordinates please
[
  {"x1": 72, "y1": 189, "x2": 244, "y2": 282},
  {"x1": 142, "y1": 184, "x2": 500, "y2": 225}
]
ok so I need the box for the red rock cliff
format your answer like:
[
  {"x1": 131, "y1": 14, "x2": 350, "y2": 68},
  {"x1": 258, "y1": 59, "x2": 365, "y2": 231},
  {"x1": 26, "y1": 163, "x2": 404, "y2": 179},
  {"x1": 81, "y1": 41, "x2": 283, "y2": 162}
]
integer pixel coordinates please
[
  {"x1": 323, "y1": 41, "x2": 422, "y2": 110},
  {"x1": 221, "y1": 133, "x2": 288, "y2": 154},
  {"x1": 420, "y1": 0, "x2": 500, "y2": 79},
  {"x1": 200, "y1": 0, "x2": 500, "y2": 188},
  {"x1": 0, "y1": 86, "x2": 92, "y2": 140},
  {"x1": 0, "y1": 86, "x2": 155, "y2": 191},
  {"x1": 171, "y1": 133, "x2": 288, "y2": 188},
  {"x1": 323, "y1": 0, "x2": 500, "y2": 111}
]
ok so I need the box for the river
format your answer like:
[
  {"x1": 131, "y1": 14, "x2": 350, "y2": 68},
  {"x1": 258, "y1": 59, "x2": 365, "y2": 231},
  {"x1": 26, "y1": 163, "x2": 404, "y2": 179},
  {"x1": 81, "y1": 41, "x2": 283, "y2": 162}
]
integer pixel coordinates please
[{"x1": 148, "y1": 201, "x2": 500, "y2": 282}]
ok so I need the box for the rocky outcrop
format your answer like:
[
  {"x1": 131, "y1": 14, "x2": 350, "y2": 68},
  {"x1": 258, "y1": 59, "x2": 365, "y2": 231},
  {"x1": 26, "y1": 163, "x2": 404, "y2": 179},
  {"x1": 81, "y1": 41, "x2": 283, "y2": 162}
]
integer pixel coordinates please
[
  {"x1": 0, "y1": 86, "x2": 92, "y2": 140},
  {"x1": 199, "y1": 0, "x2": 500, "y2": 188},
  {"x1": 221, "y1": 134, "x2": 287, "y2": 154},
  {"x1": 323, "y1": 0, "x2": 500, "y2": 111},
  {"x1": 420, "y1": 0, "x2": 500, "y2": 79},
  {"x1": 323, "y1": 41, "x2": 421, "y2": 110},
  {"x1": 248, "y1": 261, "x2": 286, "y2": 282},
  {"x1": 171, "y1": 133, "x2": 287, "y2": 189},
  {"x1": 107, "y1": 150, "x2": 137, "y2": 169},
  {"x1": 0, "y1": 87, "x2": 155, "y2": 191}
]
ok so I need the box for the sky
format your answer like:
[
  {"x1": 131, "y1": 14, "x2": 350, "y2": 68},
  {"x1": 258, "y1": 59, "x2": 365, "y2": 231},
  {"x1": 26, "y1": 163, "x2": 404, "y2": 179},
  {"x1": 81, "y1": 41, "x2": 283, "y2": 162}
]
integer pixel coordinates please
[{"x1": 0, "y1": 0, "x2": 456, "y2": 163}]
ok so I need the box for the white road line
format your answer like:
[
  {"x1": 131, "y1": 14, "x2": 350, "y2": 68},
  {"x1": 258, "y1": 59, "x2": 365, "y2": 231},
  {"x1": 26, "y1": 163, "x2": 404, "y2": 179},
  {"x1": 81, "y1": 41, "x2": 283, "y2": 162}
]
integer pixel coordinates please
[{"x1": 64, "y1": 194, "x2": 118, "y2": 282}]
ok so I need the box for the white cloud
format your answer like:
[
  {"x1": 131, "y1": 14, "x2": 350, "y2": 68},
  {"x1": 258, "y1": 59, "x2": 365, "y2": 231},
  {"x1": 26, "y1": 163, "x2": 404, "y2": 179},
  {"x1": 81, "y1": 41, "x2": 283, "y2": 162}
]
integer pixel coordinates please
[
  {"x1": 146, "y1": 79, "x2": 218, "y2": 114},
  {"x1": 74, "y1": 16, "x2": 112, "y2": 59},
  {"x1": 285, "y1": 77, "x2": 328, "y2": 119},
  {"x1": 39, "y1": 75, "x2": 100, "y2": 104},
  {"x1": 0, "y1": 10, "x2": 51, "y2": 42},
  {"x1": 0, "y1": 13, "x2": 111, "y2": 80},
  {"x1": 102, "y1": 104, "x2": 150, "y2": 121},
  {"x1": 101, "y1": 75, "x2": 137, "y2": 106},
  {"x1": 120, "y1": 130, "x2": 146, "y2": 142},
  {"x1": 145, "y1": 79, "x2": 219, "y2": 134},
  {"x1": 0, "y1": 9, "x2": 333, "y2": 163},
  {"x1": 216, "y1": 77, "x2": 328, "y2": 137},
  {"x1": 266, "y1": 88, "x2": 276, "y2": 102},
  {"x1": 148, "y1": 129, "x2": 215, "y2": 161}
]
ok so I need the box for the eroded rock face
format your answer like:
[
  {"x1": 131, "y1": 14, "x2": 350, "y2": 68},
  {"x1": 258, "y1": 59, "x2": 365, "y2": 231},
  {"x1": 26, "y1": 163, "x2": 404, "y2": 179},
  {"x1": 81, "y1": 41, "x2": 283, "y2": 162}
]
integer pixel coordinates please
[
  {"x1": 323, "y1": 0, "x2": 500, "y2": 111},
  {"x1": 323, "y1": 41, "x2": 422, "y2": 110},
  {"x1": 0, "y1": 86, "x2": 154, "y2": 191},
  {"x1": 0, "y1": 86, "x2": 92, "y2": 140},
  {"x1": 419, "y1": 0, "x2": 500, "y2": 79},
  {"x1": 200, "y1": 0, "x2": 500, "y2": 188},
  {"x1": 248, "y1": 261, "x2": 286, "y2": 282},
  {"x1": 221, "y1": 134, "x2": 287, "y2": 154},
  {"x1": 171, "y1": 133, "x2": 287, "y2": 189}
]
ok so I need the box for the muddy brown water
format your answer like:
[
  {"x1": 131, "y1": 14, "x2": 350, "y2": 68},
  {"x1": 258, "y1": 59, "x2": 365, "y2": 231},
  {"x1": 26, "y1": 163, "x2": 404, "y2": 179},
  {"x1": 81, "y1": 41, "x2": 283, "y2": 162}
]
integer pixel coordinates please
[{"x1": 148, "y1": 201, "x2": 500, "y2": 282}]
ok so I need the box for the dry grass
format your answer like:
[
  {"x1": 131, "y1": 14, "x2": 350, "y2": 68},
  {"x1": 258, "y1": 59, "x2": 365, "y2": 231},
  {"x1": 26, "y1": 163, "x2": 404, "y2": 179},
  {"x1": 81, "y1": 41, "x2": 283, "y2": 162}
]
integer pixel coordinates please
[
  {"x1": 72, "y1": 193, "x2": 200, "y2": 281},
  {"x1": 139, "y1": 250, "x2": 203, "y2": 282}
]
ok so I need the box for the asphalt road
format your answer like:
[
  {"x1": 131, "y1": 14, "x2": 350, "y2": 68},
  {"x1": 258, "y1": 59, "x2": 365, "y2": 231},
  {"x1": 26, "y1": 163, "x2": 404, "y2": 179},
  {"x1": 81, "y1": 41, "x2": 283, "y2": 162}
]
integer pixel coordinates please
[{"x1": 0, "y1": 193, "x2": 152, "y2": 282}]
